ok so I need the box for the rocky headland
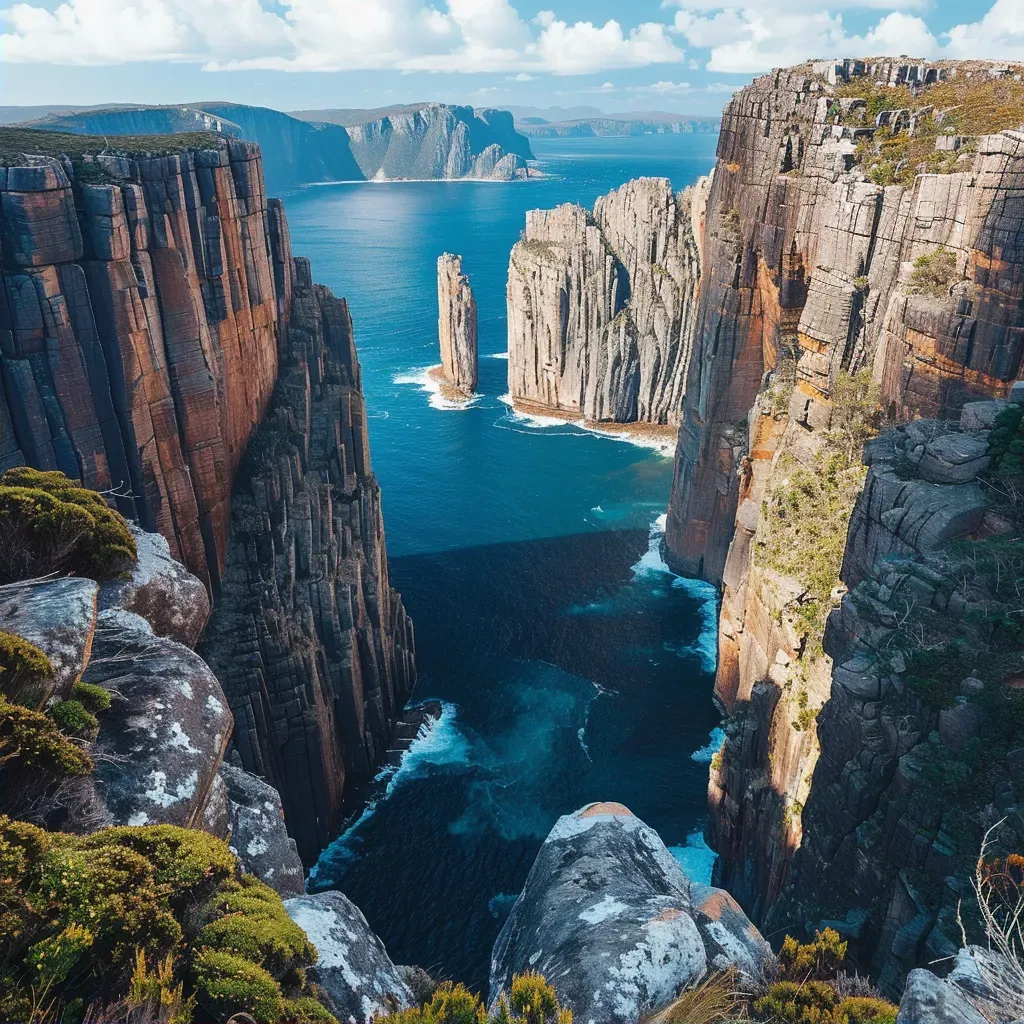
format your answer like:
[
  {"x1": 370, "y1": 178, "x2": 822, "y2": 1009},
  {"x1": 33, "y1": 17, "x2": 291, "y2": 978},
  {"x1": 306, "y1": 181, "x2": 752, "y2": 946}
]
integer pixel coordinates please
[
  {"x1": 659, "y1": 56, "x2": 1024, "y2": 996},
  {"x1": 433, "y1": 252, "x2": 478, "y2": 400},
  {"x1": 1, "y1": 102, "x2": 534, "y2": 192},
  {"x1": 506, "y1": 176, "x2": 702, "y2": 432}
]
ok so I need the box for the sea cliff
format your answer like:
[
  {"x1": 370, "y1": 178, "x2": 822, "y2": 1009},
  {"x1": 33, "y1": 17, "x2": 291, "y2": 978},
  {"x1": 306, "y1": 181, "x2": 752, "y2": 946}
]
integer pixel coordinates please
[
  {"x1": 506, "y1": 176, "x2": 702, "y2": 426},
  {"x1": 661, "y1": 57, "x2": 1024, "y2": 988},
  {"x1": 0, "y1": 126, "x2": 415, "y2": 863}
]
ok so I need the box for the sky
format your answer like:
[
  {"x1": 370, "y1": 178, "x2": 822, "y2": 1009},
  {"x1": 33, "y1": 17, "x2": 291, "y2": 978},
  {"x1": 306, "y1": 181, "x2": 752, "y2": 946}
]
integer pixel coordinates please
[{"x1": 0, "y1": 0, "x2": 1021, "y2": 115}]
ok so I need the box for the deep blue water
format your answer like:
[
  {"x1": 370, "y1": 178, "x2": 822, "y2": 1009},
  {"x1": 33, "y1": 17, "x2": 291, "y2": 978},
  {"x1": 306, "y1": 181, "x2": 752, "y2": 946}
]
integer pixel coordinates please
[{"x1": 284, "y1": 134, "x2": 724, "y2": 989}]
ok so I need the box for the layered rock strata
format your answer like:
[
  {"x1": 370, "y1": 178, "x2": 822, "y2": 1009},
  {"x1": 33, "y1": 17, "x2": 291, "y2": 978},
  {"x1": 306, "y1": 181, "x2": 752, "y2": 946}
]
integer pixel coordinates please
[
  {"x1": 200, "y1": 256, "x2": 416, "y2": 864},
  {"x1": 435, "y1": 252, "x2": 478, "y2": 398},
  {"x1": 659, "y1": 60, "x2": 1024, "y2": 986},
  {"x1": 0, "y1": 134, "x2": 286, "y2": 589},
  {"x1": 507, "y1": 176, "x2": 702, "y2": 427},
  {"x1": 490, "y1": 802, "x2": 773, "y2": 1024}
]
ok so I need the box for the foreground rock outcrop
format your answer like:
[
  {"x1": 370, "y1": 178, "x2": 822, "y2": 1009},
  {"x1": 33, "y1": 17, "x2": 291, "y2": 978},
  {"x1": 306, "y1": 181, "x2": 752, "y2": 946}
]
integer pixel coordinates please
[
  {"x1": 490, "y1": 802, "x2": 772, "y2": 1024},
  {"x1": 200, "y1": 257, "x2": 416, "y2": 864},
  {"x1": 435, "y1": 253, "x2": 478, "y2": 398},
  {"x1": 662, "y1": 58, "x2": 1024, "y2": 991},
  {"x1": 507, "y1": 177, "x2": 702, "y2": 427},
  {"x1": 286, "y1": 891, "x2": 414, "y2": 1020}
]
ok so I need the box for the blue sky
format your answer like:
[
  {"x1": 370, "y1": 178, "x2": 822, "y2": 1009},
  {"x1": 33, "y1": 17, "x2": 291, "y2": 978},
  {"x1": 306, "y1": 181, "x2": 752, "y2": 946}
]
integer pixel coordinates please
[{"x1": 1, "y1": 0, "x2": 1021, "y2": 114}]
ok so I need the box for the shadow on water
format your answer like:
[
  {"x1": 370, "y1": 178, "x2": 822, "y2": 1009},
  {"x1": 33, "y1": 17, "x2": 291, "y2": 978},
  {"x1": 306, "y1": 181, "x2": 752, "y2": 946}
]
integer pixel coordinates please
[{"x1": 310, "y1": 527, "x2": 720, "y2": 991}]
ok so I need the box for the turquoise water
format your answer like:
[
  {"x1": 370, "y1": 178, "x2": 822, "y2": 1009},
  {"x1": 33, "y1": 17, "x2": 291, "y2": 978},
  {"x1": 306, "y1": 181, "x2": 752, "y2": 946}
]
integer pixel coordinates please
[{"x1": 284, "y1": 133, "x2": 724, "y2": 988}]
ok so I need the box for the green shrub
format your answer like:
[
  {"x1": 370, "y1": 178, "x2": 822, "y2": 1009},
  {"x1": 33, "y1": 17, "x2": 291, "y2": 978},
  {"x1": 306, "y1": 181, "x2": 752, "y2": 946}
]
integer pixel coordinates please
[
  {"x1": 0, "y1": 694, "x2": 93, "y2": 776},
  {"x1": 778, "y1": 929, "x2": 848, "y2": 982},
  {"x1": 192, "y1": 948, "x2": 284, "y2": 1023},
  {"x1": 908, "y1": 247, "x2": 958, "y2": 298},
  {"x1": 752, "y1": 980, "x2": 840, "y2": 1022},
  {"x1": 836, "y1": 996, "x2": 898, "y2": 1024},
  {"x1": 0, "y1": 819, "x2": 328, "y2": 1023},
  {"x1": 284, "y1": 995, "x2": 340, "y2": 1023},
  {"x1": 49, "y1": 699, "x2": 99, "y2": 738},
  {"x1": 71, "y1": 680, "x2": 112, "y2": 713},
  {"x1": 988, "y1": 405, "x2": 1024, "y2": 481},
  {"x1": 0, "y1": 630, "x2": 53, "y2": 705},
  {"x1": 377, "y1": 977, "x2": 571, "y2": 1024},
  {"x1": 0, "y1": 467, "x2": 137, "y2": 584}
]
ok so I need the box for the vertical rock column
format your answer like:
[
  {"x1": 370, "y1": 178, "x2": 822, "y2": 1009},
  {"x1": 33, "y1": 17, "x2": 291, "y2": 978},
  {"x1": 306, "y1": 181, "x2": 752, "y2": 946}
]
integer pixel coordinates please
[
  {"x1": 436, "y1": 252, "x2": 478, "y2": 398},
  {"x1": 201, "y1": 257, "x2": 417, "y2": 865}
]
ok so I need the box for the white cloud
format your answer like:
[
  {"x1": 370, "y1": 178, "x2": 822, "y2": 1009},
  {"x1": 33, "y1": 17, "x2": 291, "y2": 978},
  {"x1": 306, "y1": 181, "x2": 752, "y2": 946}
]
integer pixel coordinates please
[
  {"x1": 631, "y1": 79, "x2": 692, "y2": 93},
  {"x1": 0, "y1": 0, "x2": 683, "y2": 73},
  {"x1": 668, "y1": 0, "x2": 1023, "y2": 75},
  {"x1": 945, "y1": 0, "x2": 1024, "y2": 60}
]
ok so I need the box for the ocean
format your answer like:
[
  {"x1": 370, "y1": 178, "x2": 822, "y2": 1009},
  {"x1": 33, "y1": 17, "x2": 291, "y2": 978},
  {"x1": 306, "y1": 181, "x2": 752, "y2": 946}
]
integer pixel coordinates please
[{"x1": 283, "y1": 133, "x2": 724, "y2": 990}]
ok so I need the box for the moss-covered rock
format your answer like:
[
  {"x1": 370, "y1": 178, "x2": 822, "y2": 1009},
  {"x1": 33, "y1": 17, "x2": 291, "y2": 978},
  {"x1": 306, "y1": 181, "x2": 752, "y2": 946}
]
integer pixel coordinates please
[
  {"x1": 0, "y1": 630, "x2": 53, "y2": 704},
  {"x1": 0, "y1": 467, "x2": 137, "y2": 584},
  {"x1": 0, "y1": 819, "x2": 330, "y2": 1023}
]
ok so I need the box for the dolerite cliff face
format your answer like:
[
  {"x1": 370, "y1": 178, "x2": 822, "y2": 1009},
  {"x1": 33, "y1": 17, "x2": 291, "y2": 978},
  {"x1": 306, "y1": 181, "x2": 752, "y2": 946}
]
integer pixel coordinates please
[
  {"x1": 661, "y1": 59, "x2": 1024, "y2": 987},
  {"x1": 436, "y1": 252, "x2": 478, "y2": 397},
  {"x1": 0, "y1": 128, "x2": 417, "y2": 865},
  {"x1": 0, "y1": 134, "x2": 284, "y2": 588},
  {"x1": 507, "y1": 176, "x2": 702, "y2": 426},
  {"x1": 200, "y1": 256, "x2": 416, "y2": 864}
]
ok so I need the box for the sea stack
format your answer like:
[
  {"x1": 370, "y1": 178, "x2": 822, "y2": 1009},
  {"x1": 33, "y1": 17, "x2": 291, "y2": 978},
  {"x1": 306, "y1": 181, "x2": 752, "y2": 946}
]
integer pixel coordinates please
[
  {"x1": 506, "y1": 177, "x2": 702, "y2": 430},
  {"x1": 435, "y1": 252, "x2": 479, "y2": 399}
]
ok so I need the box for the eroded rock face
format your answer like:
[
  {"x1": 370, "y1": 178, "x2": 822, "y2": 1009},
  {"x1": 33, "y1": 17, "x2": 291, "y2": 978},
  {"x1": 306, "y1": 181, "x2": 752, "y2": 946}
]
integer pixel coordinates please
[
  {"x1": 664, "y1": 65, "x2": 1024, "y2": 582},
  {"x1": 489, "y1": 802, "x2": 772, "y2": 1024},
  {"x1": 220, "y1": 762, "x2": 305, "y2": 896},
  {"x1": 0, "y1": 139, "x2": 288, "y2": 589},
  {"x1": 437, "y1": 253, "x2": 477, "y2": 397},
  {"x1": 285, "y1": 890, "x2": 413, "y2": 1022},
  {"x1": 97, "y1": 523, "x2": 210, "y2": 647},
  {"x1": 200, "y1": 257, "x2": 416, "y2": 864},
  {"x1": 507, "y1": 177, "x2": 702, "y2": 426}
]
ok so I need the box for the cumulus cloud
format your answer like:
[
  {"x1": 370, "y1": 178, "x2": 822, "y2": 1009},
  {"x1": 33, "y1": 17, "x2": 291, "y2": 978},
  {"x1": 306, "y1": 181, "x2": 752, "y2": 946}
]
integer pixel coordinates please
[
  {"x1": 669, "y1": 0, "x2": 1020, "y2": 74},
  {"x1": 631, "y1": 79, "x2": 693, "y2": 93},
  {"x1": 0, "y1": 0, "x2": 682, "y2": 72}
]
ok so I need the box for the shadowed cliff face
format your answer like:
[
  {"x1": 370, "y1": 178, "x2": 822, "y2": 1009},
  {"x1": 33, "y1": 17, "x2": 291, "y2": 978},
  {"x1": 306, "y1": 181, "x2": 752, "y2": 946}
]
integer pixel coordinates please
[
  {"x1": 0, "y1": 136, "x2": 285, "y2": 588},
  {"x1": 661, "y1": 59, "x2": 1024, "y2": 988},
  {"x1": 200, "y1": 257, "x2": 417, "y2": 864}
]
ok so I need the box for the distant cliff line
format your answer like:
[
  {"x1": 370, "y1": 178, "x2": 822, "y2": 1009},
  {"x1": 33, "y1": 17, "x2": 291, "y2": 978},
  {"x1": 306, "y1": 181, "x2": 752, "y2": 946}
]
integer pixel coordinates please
[{"x1": 0, "y1": 101, "x2": 535, "y2": 193}]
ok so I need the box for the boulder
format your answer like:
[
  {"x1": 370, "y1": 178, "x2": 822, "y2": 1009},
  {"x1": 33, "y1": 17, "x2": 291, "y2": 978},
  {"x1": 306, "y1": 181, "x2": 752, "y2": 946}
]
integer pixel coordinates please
[
  {"x1": 489, "y1": 802, "x2": 772, "y2": 1024},
  {"x1": 220, "y1": 763, "x2": 304, "y2": 896},
  {"x1": 960, "y1": 400, "x2": 1005, "y2": 431},
  {"x1": 82, "y1": 618, "x2": 233, "y2": 829},
  {"x1": 98, "y1": 523, "x2": 210, "y2": 646},
  {"x1": 918, "y1": 433, "x2": 990, "y2": 484},
  {"x1": 284, "y1": 890, "x2": 413, "y2": 1022},
  {"x1": 0, "y1": 577, "x2": 98, "y2": 706},
  {"x1": 897, "y1": 968, "x2": 988, "y2": 1024},
  {"x1": 938, "y1": 702, "x2": 983, "y2": 754}
]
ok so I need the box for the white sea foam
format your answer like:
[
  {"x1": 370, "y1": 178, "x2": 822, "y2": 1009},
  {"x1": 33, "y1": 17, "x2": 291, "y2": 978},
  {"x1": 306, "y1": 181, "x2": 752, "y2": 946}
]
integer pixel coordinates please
[
  {"x1": 309, "y1": 702, "x2": 469, "y2": 883},
  {"x1": 691, "y1": 727, "x2": 726, "y2": 764},
  {"x1": 393, "y1": 367, "x2": 480, "y2": 411},
  {"x1": 668, "y1": 825, "x2": 717, "y2": 885},
  {"x1": 496, "y1": 395, "x2": 675, "y2": 455},
  {"x1": 487, "y1": 351, "x2": 510, "y2": 360},
  {"x1": 631, "y1": 513, "x2": 671, "y2": 577},
  {"x1": 384, "y1": 702, "x2": 470, "y2": 796}
]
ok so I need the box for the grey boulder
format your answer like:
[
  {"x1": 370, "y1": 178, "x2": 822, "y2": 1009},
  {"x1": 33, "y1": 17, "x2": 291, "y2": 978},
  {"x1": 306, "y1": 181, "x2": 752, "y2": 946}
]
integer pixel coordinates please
[
  {"x1": 918, "y1": 433, "x2": 990, "y2": 484},
  {"x1": 98, "y1": 524, "x2": 210, "y2": 646},
  {"x1": 220, "y1": 762, "x2": 304, "y2": 896},
  {"x1": 285, "y1": 890, "x2": 413, "y2": 1023},
  {"x1": 82, "y1": 618, "x2": 232, "y2": 829},
  {"x1": 489, "y1": 802, "x2": 772, "y2": 1024},
  {"x1": 897, "y1": 968, "x2": 988, "y2": 1024}
]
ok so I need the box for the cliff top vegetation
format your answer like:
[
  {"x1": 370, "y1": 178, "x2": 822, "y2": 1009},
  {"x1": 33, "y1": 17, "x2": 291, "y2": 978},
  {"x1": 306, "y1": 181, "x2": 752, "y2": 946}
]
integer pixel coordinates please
[{"x1": 0, "y1": 126, "x2": 229, "y2": 164}]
